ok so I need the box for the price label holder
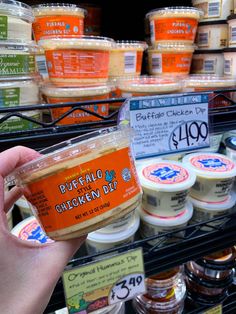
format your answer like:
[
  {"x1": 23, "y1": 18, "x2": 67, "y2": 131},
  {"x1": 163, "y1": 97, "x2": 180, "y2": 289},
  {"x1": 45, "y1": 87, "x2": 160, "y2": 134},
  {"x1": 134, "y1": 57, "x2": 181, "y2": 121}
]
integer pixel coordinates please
[
  {"x1": 202, "y1": 304, "x2": 222, "y2": 314},
  {"x1": 122, "y1": 93, "x2": 211, "y2": 159},
  {"x1": 62, "y1": 248, "x2": 145, "y2": 313}
]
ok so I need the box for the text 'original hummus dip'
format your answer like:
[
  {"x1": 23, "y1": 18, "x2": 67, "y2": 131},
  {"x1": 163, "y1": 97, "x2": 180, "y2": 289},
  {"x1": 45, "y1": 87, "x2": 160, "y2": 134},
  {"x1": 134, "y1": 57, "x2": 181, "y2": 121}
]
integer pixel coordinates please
[
  {"x1": 32, "y1": 3, "x2": 86, "y2": 43},
  {"x1": 40, "y1": 36, "x2": 113, "y2": 85},
  {"x1": 8, "y1": 127, "x2": 141, "y2": 240},
  {"x1": 146, "y1": 7, "x2": 202, "y2": 45},
  {"x1": 182, "y1": 152, "x2": 236, "y2": 202}
]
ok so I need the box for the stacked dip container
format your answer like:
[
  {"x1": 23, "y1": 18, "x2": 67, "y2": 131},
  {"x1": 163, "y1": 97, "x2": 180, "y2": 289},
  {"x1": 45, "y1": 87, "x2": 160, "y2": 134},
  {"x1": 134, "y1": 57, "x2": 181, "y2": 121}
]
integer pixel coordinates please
[{"x1": 0, "y1": 0, "x2": 41, "y2": 133}]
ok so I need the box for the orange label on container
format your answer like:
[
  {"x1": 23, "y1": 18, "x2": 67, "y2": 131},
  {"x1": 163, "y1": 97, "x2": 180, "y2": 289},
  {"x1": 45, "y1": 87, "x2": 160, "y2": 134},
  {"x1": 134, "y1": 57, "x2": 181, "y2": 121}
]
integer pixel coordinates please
[
  {"x1": 33, "y1": 16, "x2": 84, "y2": 42},
  {"x1": 45, "y1": 49, "x2": 109, "y2": 79},
  {"x1": 156, "y1": 52, "x2": 192, "y2": 73},
  {"x1": 153, "y1": 18, "x2": 198, "y2": 41},
  {"x1": 47, "y1": 94, "x2": 109, "y2": 125},
  {"x1": 24, "y1": 147, "x2": 140, "y2": 233}
]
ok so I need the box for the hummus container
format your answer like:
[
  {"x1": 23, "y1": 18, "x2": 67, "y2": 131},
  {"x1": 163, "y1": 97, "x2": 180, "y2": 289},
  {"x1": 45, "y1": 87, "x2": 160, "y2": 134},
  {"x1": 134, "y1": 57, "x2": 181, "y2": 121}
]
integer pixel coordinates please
[
  {"x1": 32, "y1": 3, "x2": 86, "y2": 43},
  {"x1": 15, "y1": 195, "x2": 32, "y2": 219},
  {"x1": 146, "y1": 7, "x2": 202, "y2": 45},
  {"x1": 7, "y1": 127, "x2": 141, "y2": 240},
  {"x1": 0, "y1": 77, "x2": 39, "y2": 107},
  {"x1": 139, "y1": 161, "x2": 196, "y2": 217},
  {"x1": 196, "y1": 21, "x2": 228, "y2": 49},
  {"x1": 228, "y1": 14, "x2": 236, "y2": 47},
  {"x1": 223, "y1": 48, "x2": 236, "y2": 76},
  {"x1": 39, "y1": 36, "x2": 114, "y2": 85},
  {"x1": 192, "y1": 0, "x2": 234, "y2": 21},
  {"x1": 11, "y1": 216, "x2": 53, "y2": 244},
  {"x1": 0, "y1": 0, "x2": 34, "y2": 41},
  {"x1": 182, "y1": 152, "x2": 236, "y2": 202},
  {"x1": 139, "y1": 202, "x2": 193, "y2": 246},
  {"x1": 108, "y1": 41, "x2": 147, "y2": 78},
  {"x1": 148, "y1": 43, "x2": 194, "y2": 75},
  {"x1": 189, "y1": 192, "x2": 236, "y2": 231},
  {"x1": 0, "y1": 110, "x2": 41, "y2": 133},
  {"x1": 41, "y1": 84, "x2": 110, "y2": 125},
  {"x1": 191, "y1": 50, "x2": 224, "y2": 75},
  {"x1": 86, "y1": 212, "x2": 140, "y2": 254},
  {"x1": 118, "y1": 76, "x2": 182, "y2": 98},
  {"x1": 55, "y1": 303, "x2": 125, "y2": 314},
  {"x1": 225, "y1": 136, "x2": 236, "y2": 162}
]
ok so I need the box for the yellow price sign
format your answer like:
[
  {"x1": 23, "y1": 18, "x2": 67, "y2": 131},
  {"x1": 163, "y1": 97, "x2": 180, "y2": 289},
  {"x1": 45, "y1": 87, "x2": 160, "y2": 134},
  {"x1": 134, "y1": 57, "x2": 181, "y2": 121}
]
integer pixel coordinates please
[{"x1": 203, "y1": 304, "x2": 222, "y2": 314}]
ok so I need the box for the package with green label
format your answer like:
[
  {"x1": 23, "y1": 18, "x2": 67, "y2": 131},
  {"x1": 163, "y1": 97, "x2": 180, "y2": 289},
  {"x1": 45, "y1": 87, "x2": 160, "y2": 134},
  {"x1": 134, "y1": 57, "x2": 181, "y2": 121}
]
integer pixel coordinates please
[
  {"x1": 0, "y1": 0, "x2": 34, "y2": 41},
  {"x1": 0, "y1": 76, "x2": 40, "y2": 107},
  {"x1": 0, "y1": 110, "x2": 41, "y2": 132},
  {"x1": 0, "y1": 41, "x2": 37, "y2": 77}
]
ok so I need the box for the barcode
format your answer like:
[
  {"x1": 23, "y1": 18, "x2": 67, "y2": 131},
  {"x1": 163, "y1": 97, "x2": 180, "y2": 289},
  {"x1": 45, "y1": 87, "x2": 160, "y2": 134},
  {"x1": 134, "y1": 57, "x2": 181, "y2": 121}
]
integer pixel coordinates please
[
  {"x1": 230, "y1": 27, "x2": 236, "y2": 42},
  {"x1": 198, "y1": 32, "x2": 208, "y2": 46},
  {"x1": 36, "y1": 55, "x2": 48, "y2": 78},
  {"x1": 124, "y1": 52, "x2": 136, "y2": 73},
  {"x1": 147, "y1": 195, "x2": 160, "y2": 207},
  {"x1": 151, "y1": 54, "x2": 162, "y2": 73},
  {"x1": 150, "y1": 20, "x2": 155, "y2": 43},
  {"x1": 224, "y1": 60, "x2": 231, "y2": 74},
  {"x1": 204, "y1": 60, "x2": 214, "y2": 73},
  {"x1": 208, "y1": 2, "x2": 220, "y2": 17}
]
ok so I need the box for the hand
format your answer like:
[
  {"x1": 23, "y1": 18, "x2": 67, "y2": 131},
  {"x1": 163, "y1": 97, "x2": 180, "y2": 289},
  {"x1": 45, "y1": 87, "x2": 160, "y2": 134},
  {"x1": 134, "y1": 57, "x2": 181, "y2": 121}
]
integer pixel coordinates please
[{"x1": 0, "y1": 146, "x2": 86, "y2": 314}]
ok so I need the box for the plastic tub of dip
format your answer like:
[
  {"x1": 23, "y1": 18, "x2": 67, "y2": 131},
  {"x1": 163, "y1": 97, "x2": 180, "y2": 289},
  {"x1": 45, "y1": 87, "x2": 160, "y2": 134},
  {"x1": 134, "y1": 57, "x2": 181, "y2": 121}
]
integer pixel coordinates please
[
  {"x1": 196, "y1": 21, "x2": 228, "y2": 50},
  {"x1": 15, "y1": 196, "x2": 32, "y2": 219},
  {"x1": 41, "y1": 84, "x2": 111, "y2": 125},
  {"x1": 139, "y1": 202, "x2": 193, "y2": 246},
  {"x1": 191, "y1": 50, "x2": 224, "y2": 75},
  {"x1": 192, "y1": 0, "x2": 234, "y2": 21},
  {"x1": 223, "y1": 48, "x2": 236, "y2": 76},
  {"x1": 227, "y1": 14, "x2": 236, "y2": 47},
  {"x1": 32, "y1": 4, "x2": 86, "y2": 43},
  {"x1": 108, "y1": 41, "x2": 147, "y2": 78},
  {"x1": 11, "y1": 216, "x2": 53, "y2": 244},
  {"x1": 139, "y1": 161, "x2": 196, "y2": 217},
  {"x1": 182, "y1": 152, "x2": 236, "y2": 202},
  {"x1": 40, "y1": 36, "x2": 114, "y2": 85},
  {"x1": 146, "y1": 7, "x2": 202, "y2": 45},
  {"x1": 148, "y1": 43, "x2": 195, "y2": 75},
  {"x1": 86, "y1": 212, "x2": 140, "y2": 254},
  {"x1": 7, "y1": 127, "x2": 141, "y2": 240},
  {"x1": 225, "y1": 137, "x2": 236, "y2": 162},
  {"x1": 189, "y1": 192, "x2": 236, "y2": 231},
  {"x1": 0, "y1": 0, "x2": 34, "y2": 41}
]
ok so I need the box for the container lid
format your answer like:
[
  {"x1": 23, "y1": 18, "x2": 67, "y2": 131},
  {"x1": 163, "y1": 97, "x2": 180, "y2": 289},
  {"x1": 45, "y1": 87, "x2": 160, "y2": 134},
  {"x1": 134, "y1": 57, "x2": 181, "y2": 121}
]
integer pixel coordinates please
[
  {"x1": 138, "y1": 160, "x2": 196, "y2": 192},
  {"x1": 41, "y1": 84, "x2": 111, "y2": 98},
  {"x1": 199, "y1": 20, "x2": 227, "y2": 26},
  {"x1": 39, "y1": 36, "x2": 114, "y2": 50},
  {"x1": 0, "y1": 0, "x2": 34, "y2": 22},
  {"x1": 118, "y1": 76, "x2": 181, "y2": 93},
  {"x1": 0, "y1": 75, "x2": 41, "y2": 86},
  {"x1": 183, "y1": 75, "x2": 236, "y2": 88},
  {"x1": 33, "y1": 3, "x2": 86, "y2": 16},
  {"x1": 11, "y1": 216, "x2": 53, "y2": 244},
  {"x1": 182, "y1": 152, "x2": 236, "y2": 178},
  {"x1": 227, "y1": 14, "x2": 236, "y2": 21},
  {"x1": 146, "y1": 6, "x2": 203, "y2": 19},
  {"x1": 225, "y1": 137, "x2": 236, "y2": 150},
  {"x1": 201, "y1": 247, "x2": 236, "y2": 269},
  {"x1": 194, "y1": 49, "x2": 223, "y2": 54},
  {"x1": 0, "y1": 40, "x2": 38, "y2": 52},
  {"x1": 187, "y1": 289, "x2": 228, "y2": 306},
  {"x1": 189, "y1": 192, "x2": 236, "y2": 211},
  {"x1": 139, "y1": 201, "x2": 193, "y2": 227},
  {"x1": 87, "y1": 212, "x2": 140, "y2": 243},
  {"x1": 112, "y1": 40, "x2": 148, "y2": 50},
  {"x1": 149, "y1": 43, "x2": 195, "y2": 52}
]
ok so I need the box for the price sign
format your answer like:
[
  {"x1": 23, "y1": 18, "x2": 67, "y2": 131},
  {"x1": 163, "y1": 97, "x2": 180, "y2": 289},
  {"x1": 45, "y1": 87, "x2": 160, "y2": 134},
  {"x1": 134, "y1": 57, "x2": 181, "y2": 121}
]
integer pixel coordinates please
[
  {"x1": 62, "y1": 248, "x2": 145, "y2": 313},
  {"x1": 203, "y1": 304, "x2": 222, "y2": 314},
  {"x1": 128, "y1": 93, "x2": 210, "y2": 159}
]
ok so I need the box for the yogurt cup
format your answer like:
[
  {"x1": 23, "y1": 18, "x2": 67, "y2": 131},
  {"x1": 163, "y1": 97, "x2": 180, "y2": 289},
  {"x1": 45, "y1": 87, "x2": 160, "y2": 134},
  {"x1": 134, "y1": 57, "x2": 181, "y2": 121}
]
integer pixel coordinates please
[
  {"x1": 11, "y1": 216, "x2": 53, "y2": 244},
  {"x1": 138, "y1": 161, "x2": 196, "y2": 217},
  {"x1": 146, "y1": 7, "x2": 202, "y2": 45},
  {"x1": 0, "y1": 0, "x2": 34, "y2": 41},
  {"x1": 191, "y1": 50, "x2": 224, "y2": 75},
  {"x1": 225, "y1": 137, "x2": 236, "y2": 162},
  {"x1": 86, "y1": 212, "x2": 140, "y2": 254},
  {"x1": 148, "y1": 43, "x2": 195, "y2": 75},
  {"x1": 39, "y1": 36, "x2": 114, "y2": 85},
  {"x1": 196, "y1": 21, "x2": 228, "y2": 50},
  {"x1": 15, "y1": 195, "x2": 32, "y2": 219},
  {"x1": 7, "y1": 127, "x2": 141, "y2": 240},
  {"x1": 139, "y1": 202, "x2": 193, "y2": 246},
  {"x1": 189, "y1": 193, "x2": 236, "y2": 231},
  {"x1": 32, "y1": 3, "x2": 86, "y2": 42},
  {"x1": 192, "y1": 0, "x2": 234, "y2": 21},
  {"x1": 41, "y1": 84, "x2": 111, "y2": 125},
  {"x1": 227, "y1": 14, "x2": 236, "y2": 47},
  {"x1": 182, "y1": 152, "x2": 236, "y2": 202},
  {"x1": 108, "y1": 41, "x2": 147, "y2": 78}
]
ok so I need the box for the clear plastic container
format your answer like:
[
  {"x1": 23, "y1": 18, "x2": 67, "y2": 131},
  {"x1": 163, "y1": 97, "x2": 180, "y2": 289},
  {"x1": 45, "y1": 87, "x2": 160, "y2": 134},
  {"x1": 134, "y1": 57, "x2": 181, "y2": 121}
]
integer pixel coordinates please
[
  {"x1": 108, "y1": 41, "x2": 147, "y2": 78},
  {"x1": 148, "y1": 43, "x2": 194, "y2": 75},
  {"x1": 32, "y1": 3, "x2": 86, "y2": 42},
  {"x1": 182, "y1": 152, "x2": 236, "y2": 202},
  {"x1": 138, "y1": 160, "x2": 196, "y2": 217},
  {"x1": 192, "y1": 0, "x2": 234, "y2": 21},
  {"x1": 191, "y1": 50, "x2": 224, "y2": 75},
  {"x1": 40, "y1": 36, "x2": 114, "y2": 85},
  {"x1": 0, "y1": 0, "x2": 34, "y2": 41},
  {"x1": 6, "y1": 127, "x2": 141, "y2": 240},
  {"x1": 41, "y1": 84, "x2": 111, "y2": 125},
  {"x1": 203, "y1": 247, "x2": 236, "y2": 266},
  {"x1": 146, "y1": 7, "x2": 202, "y2": 45}
]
